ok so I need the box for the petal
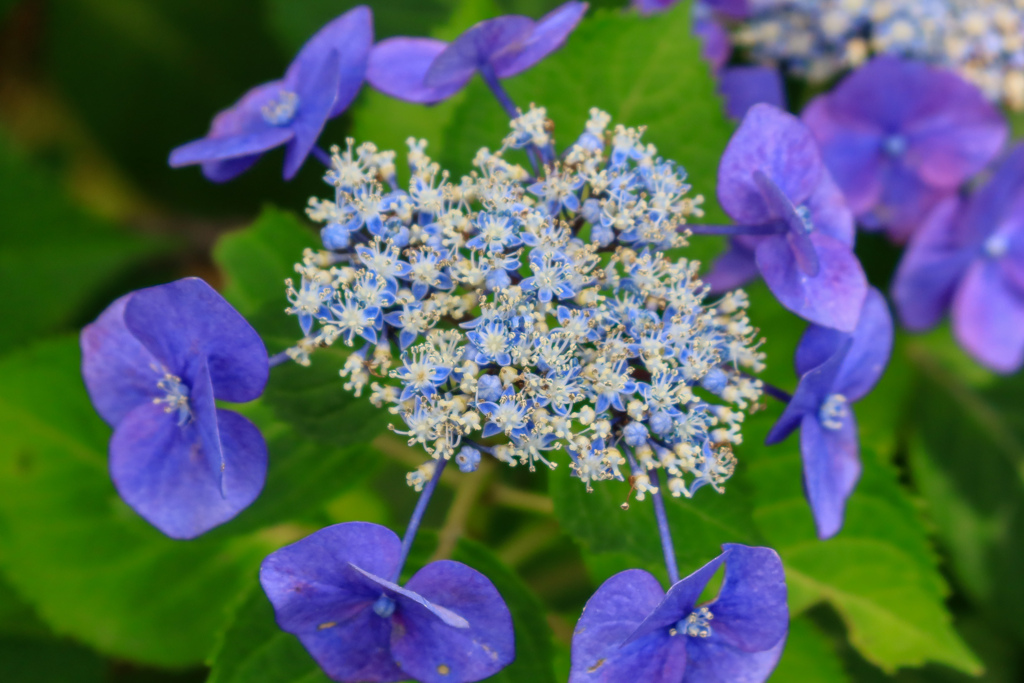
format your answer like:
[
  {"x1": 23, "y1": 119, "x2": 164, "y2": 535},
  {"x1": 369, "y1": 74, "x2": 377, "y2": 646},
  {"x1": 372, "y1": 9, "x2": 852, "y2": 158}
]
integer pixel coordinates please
[
  {"x1": 168, "y1": 127, "x2": 293, "y2": 167},
  {"x1": 704, "y1": 240, "x2": 760, "y2": 293},
  {"x1": 259, "y1": 522, "x2": 403, "y2": 633},
  {"x1": 959, "y1": 144, "x2": 1024, "y2": 246},
  {"x1": 348, "y1": 563, "x2": 469, "y2": 629},
  {"x1": 394, "y1": 560, "x2": 515, "y2": 683},
  {"x1": 891, "y1": 197, "x2": 973, "y2": 330},
  {"x1": 801, "y1": 411, "x2": 861, "y2": 539},
  {"x1": 755, "y1": 232, "x2": 868, "y2": 332},
  {"x1": 706, "y1": 544, "x2": 787, "y2": 652},
  {"x1": 283, "y1": 50, "x2": 343, "y2": 180},
  {"x1": 869, "y1": 161, "x2": 950, "y2": 244},
  {"x1": 288, "y1": 5, "x2": 373, "y2": 117},
  {"x1": 80, "y1": 294, "x2": 162, "y2": 426},
  {"x1": 366, "y1": 37, "x2": 468, "y2": 104},
  {"x1": 201, "y1": 155, "x2": 262, "y2": 183},
  {"x1": 952, "y1": 259, "x2": 1024, "y2": 374},
  {"x1": 624, "y1": 554, "x2": 728, "y2": 645},
  {"x1": 492, "y1": 2, "x2": 588, "y2": 78},
  {"x1": 123, "y1": 278, "x2": 268, "y2": 403},
  {"x1": 802, "y1": 94, "x2": 884, "y2": 216},
  {"x1": 695, "y1": 16, "x2": 731, "y2": 72},
  {"x1": 287, "y1": 605, "x2": 405, "y2": 683},
  {"x1": 570, "y1": 569, "x2": 687, "y2": 683},
  {"x1": 425, "y1": 16, "x2": 534, "y2": 88},
  {"x1": 824, "y1": 56, "x2": 945, "y2": 132},
  {"x1": 718, "y1": 66, "x2": 785, "y2": 121},
  {"x1": 683, "y1": 634, "x2": 786, "y2": 683},
  {"x1": 718, "y1": 104, "x2": 823, "y2": 225},
  {"x1": 796, "y1": 287, "x2": 894, "y2": 401},
  {"x1": 765, "y1": 339, "x2": 851, "y2": 445},
  {"x1": 803, "y1": 164, "x2": 855, "y2": 247},
  {"x1": 109, "y1": 405, "x2": 267, "y2": 539}
]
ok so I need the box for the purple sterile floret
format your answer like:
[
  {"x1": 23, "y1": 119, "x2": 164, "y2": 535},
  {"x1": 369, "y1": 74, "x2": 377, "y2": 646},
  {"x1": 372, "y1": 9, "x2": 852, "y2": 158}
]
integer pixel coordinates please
[
  {"x1": 366, "y1": 2, "x2": 587, "y2": 105},
  {"x1": 802, "y1": 55, "x2": 1007, "y2": 243},
  {"x1": 569, "y1": 544, "x2": 787, "y2": 683},
  {"x1": 259, "y1": 522, "x2": 514, "y2": 683},
  {"x1": 718, "y1": 66, "x2": 786, "y2": 121},
  {"x1": 765, "y1": 287, "x2": 893, "y2": 539},
  {"x1": 169, "y1": 7, "x2": 373, "y2": 181},
  {"x1": 893, "y1": 144, "x2": 1024, "y2": 373},
  {"x1": 711, "y1": 103, "x2": 865, "y2": 332},
  {"x1": 80, "y1": 277, "x2": 269, "y2": 539}
]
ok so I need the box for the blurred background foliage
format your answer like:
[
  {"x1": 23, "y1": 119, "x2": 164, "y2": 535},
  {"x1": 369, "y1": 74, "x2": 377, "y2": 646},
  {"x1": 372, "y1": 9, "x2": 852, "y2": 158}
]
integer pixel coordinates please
[{"x1": 0, "y1": 0, "x2": 1021, "y2": 681}]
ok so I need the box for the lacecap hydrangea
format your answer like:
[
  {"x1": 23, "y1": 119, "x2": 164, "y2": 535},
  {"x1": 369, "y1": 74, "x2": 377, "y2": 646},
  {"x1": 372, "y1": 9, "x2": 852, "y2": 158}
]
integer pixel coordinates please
[{"x1": 281, "y1": 106, "x2": 765, "y2": 500}]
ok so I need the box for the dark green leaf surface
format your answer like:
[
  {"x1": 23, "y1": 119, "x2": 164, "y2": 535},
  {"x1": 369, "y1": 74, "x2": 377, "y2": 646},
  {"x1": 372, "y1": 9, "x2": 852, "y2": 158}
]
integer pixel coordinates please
[{"x1": 0, "y1": 133, "x2": 168, "y2": 354}]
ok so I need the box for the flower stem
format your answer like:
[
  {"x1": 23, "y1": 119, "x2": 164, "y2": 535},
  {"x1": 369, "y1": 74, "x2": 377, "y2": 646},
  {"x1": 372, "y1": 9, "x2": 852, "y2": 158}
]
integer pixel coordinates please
[
  {"x1": 312, "y1": 145, "x2": 333, "y2": 168},
  {"x1": 391, "y1": 456, "x2": 449, "y2": 582},
  {"x1": 268, "y1": 350, "x2": 292, "y2": 368},
  {"x1": 648, "y1": 467, "x2": 681, "y2": 585},
  {"x1": 478, "y1": 63, "x2": 544, "y2": 174}
]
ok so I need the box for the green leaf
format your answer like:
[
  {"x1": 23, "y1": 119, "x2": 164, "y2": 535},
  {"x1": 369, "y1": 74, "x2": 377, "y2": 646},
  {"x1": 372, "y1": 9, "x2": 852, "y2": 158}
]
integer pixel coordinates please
[
  {"x1": 0, "y1": 634, "x2": 106, "y2": 683},
  {"x1": 771, "y1": 616, "x2": 849, "y2": 683},
  {"x1": 549, "y1": 465, "x2": 762, "y2": 585},
  {"x1": 906, "y1": 341, "x2": 1024, "y2": 641},
  {"x1": 0, "y1": 132, "x2": 168, "y2": 354},
  {"x1": 213, "y1": 206, "x2": 318, "y2": 320},
  {"x1": 207, "y1": 584, "x2": 332, "y2": 683},
  {"x1": 742, "y1": 411, "x2": 983, "y2": 675},
  {"x1": 0, "y1": 337, "x2": 378, "y2": 666},
  {"x1": 441, "y1": 2, "x2": 734, "y2": 260},
  {"x1": 452, "y1": 538, "x2": 556, "y2": 683}
]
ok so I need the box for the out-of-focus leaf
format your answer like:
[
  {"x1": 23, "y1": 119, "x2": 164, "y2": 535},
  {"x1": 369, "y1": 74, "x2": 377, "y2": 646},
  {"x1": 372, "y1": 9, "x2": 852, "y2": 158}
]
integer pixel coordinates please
[
  {"x1": 0, "y1": 634, "x2": 106, "y2": 683},
  {"x1": 0, "y1": 575, "x2": 47, "y2": 637},
  {"x1": 441, "y1": 2, "x2": 734, "y2": 256},
  {"x1": 207, "y1": 584, "x2": 332, "y2": 683},
  {"x1": 46, "y1": 0, "x2": 320, "y2": 214},
  {"x1": 452, "y1": 538, "x2": 556, "y2": 683},
  {"x1": 265, "y1": 0, "x2": 457, "y2": 53},
  {"x1": 907, "y1": 341, "x2": 1024, "y2": 641},
  {"x1": 771, "y1": 616, "x2": 849, "y2": 683},
  {"x1": 213, "y1": 206, "x2": 389, "y2": 447},
  {"x1": 0, "y1": 132, "x2": 168, "y2": 354},
  {"x1": 0, "y1": 337, "x2": 378, "y2": 666}
]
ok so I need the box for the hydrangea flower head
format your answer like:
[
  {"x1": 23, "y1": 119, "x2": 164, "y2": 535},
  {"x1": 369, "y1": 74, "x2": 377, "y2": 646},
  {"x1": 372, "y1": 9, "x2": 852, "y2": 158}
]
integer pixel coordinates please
[
  {"x1": 893, "y1": 144, "x2": 1024, "y2": 373},
  {"x1": 765, "y1": 287, "x2": 893, "y2": 538},
  {"x1": 80, "y1": 278, "x2": 269, "y2": 539},
  {"x1": 366, "y1": 2, "x2": 587, "y2": 104},
  {"x1": 711, "y1": 103, "x2": 866, "y2": 332},
  {"x1": 570, "y1": 544, "x2": 787, "y2": 683},
  {"x1": 735, "y1": 0, "x2": 1024, "y2": 110},
  {"x1": 169, "y1": 7, "x2": 373, "y2": 181},
  {"x1": 260, "y1": 522, "x2": 514, "y2": 683},
  {"x1": 803, "y1": 56, "x2": 1007, "y2": 241},
  {"x1": 287, "y1": 105, "x2": 765, "y2": 500}
]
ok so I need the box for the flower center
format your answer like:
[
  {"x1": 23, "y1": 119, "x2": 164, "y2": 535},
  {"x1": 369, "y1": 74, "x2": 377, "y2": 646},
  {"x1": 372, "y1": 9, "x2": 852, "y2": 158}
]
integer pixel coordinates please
[
  {"x1": 883, "y1": 134, "x2": 907, "y2": 157},
  {"x1": 984, "y1": 233, "x2": 1009, "y2": 258},
  {"x1": 154, "y1": 373, "x2": 191, "y2": 426},
  {"x1": 372, "y1": 594, "x2": 396, "y2": 618},
  {"x1": 672, "y1": 606, "x2": 714, "y2": 638},
  {"x1": 261, "y1": 90, "x2": 299, "y2": 126},
  {"x1": 794, "y1": 205, "x2": 814, "y2": 233},
  {"x1": 819, "y1": 393, "x2": 848, "y2": 430}
]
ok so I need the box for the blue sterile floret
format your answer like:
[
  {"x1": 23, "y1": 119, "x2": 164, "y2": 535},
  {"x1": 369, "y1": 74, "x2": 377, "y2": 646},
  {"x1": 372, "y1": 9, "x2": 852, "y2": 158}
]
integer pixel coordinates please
[{"x1": 284, "y1": 106, "x2": 766, "y2": 498}]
